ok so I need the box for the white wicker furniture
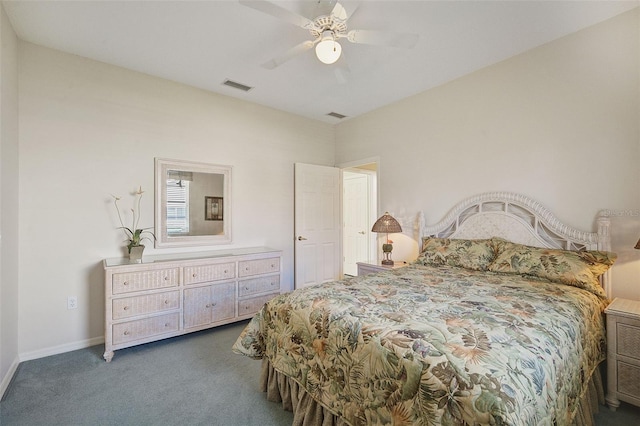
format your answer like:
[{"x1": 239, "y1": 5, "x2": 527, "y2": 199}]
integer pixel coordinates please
[
  {"x1": 103, "y1": 247, "x2": 282, "y2": 362},
  {"x1": 605, "y1": 297, "x2": 640, "y2": 410},
  {"x1": 356, "y1": 261, "x2": 408, "y2": 276},
  {"x1": 418, "y1": 191, "x2": 612, "y2": 296}
]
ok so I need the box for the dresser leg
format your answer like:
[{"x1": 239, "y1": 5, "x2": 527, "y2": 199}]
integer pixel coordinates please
[
  {"x1": 605, "y1": 394, "x2": 620, "y2": 412},
  {"x1": 103, "y1": 351, "x2": 114, "y2": 362}
]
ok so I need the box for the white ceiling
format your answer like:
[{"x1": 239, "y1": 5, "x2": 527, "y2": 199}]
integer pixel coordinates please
[{"x1": 3, "y1": 0, "x2": 638, "y2": 123}]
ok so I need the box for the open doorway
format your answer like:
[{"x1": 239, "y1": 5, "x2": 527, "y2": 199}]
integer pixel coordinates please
[{"x1": 341, "y1": 161, "x2": 378, "y2": 276}]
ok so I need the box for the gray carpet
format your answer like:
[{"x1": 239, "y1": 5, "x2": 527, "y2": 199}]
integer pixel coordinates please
[
  {"x1": 1, "y1": 321, "x2": 293, "y2": 425},
  {"x1": 1, "y1": 320, "x2": 639, "y2": 425}
]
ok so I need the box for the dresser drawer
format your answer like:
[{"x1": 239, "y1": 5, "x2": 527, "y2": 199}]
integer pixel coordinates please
[
  {"x1": 618, "y1": 361, "x2": 640, "y2": 397},
  {"x1": 112, "y1": 313, "x2": 180, "y2": 345},
  {"x1": 112, "y1": 291, "x2": 180, "y2": 320},
  {"x1": 238, "y1": 258, "x2": 280, "y2": 277},
  {"x1": 238, "y1": 275, "x2": 280, "y2": 297},
  {"x1": 112, "y1": 268, "x2": 178, "y2": 294},
  {"x1": 618, "y1": 323, "x2": 640, "y2": 361},
  {"x1": 238, "y1": 293, "x2": 278, "y2": 316},
  {"x1": 184, "y1": 262, "x2": 235, "y2": 285}
]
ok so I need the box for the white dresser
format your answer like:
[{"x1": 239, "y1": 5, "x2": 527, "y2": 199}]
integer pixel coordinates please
[
  {"x1": 103, "y1": 247, "x2": 282, "y2": 362},
  {"x1": 605, "y1": 297, "x2": 640, "y2": 410}
]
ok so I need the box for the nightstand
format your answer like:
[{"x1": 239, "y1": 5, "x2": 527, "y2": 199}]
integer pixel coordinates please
[
  {"x1": 356, "y1": 261, "x2": 408, "y2": 276},
  {"x1": 605, "y1": 297, "x2": 640, "y2": 411}
]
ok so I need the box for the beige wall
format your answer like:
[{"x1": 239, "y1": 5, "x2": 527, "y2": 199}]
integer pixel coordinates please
[
  {"x1": 0, "y1": 3, "x2": 20, "y2": 397},
  {"x1": 18, "y1": 42, "x2": 335, "y2": 358},
  {"x1": 336, "y1": 9, "x2": 640, "y2": 298}
]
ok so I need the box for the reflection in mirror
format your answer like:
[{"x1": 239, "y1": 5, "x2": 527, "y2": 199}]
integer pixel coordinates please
[{"x1": 155, "y1": 158, "x2": 231, "y2": 247}]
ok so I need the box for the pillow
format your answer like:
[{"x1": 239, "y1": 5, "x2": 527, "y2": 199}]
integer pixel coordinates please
[
  {"x1": 416, "y1": 237, "x2": 497, "y2": 271},
  {"x1": 488, "y1": 241, "x2": 616, "y2": 298}
]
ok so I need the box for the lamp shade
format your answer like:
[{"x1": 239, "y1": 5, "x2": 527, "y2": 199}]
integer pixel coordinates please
[
  {"x1": 315, "y1": 31, "x2": 342, "y2": 64},
  {"x1": 371, "y1": 212, "x2": 402, "y2": 233}
]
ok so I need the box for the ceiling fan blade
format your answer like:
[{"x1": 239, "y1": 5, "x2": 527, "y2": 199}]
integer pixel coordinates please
[
  {"x1": 346, "y1": 29, "x2": 419, "y2": 49},
  {"x1": 261, "y1": 40, "x2": 315, "y2": 69},
  {"x1": 239, "y1": 0, "x2": 316, "y2": 30},
  {"x1": 330, "y1": 1, "x2": 359, "y2": 21}
]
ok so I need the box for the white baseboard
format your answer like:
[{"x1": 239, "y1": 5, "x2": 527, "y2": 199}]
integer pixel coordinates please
[
  {"x1": 19, "y1": 336, "x2": 104, "y2": 363},
  {"x1": 0, "y1": 355, "x2": 19, "y2": 400}
]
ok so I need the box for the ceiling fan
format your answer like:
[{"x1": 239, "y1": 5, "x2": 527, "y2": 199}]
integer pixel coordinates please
[{"x1": 239, "y1": 0, "x2": 419, "y2": 69}]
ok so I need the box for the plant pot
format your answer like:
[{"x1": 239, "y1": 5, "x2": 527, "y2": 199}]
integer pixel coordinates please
[{"x1": 129, "y1": 245, "x2": 145, "y2": 263}]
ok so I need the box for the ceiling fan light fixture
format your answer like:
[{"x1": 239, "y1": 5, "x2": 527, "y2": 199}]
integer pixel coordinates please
[{"x1": 315, "y1": 30, "x2": 342, "y2": 64}]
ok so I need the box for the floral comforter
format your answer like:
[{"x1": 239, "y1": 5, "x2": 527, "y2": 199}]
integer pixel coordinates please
[{"x1": 232, "y1": 264, "x2": 608, "y2": 425}]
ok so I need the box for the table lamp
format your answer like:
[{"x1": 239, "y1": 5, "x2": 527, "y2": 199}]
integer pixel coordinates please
[{"x1": 371, "y1": 212, "x2": 402, "y2": 265}]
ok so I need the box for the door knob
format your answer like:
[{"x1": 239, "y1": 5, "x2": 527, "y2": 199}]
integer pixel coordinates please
[{"x1": 297, "y1": 236, "x2": 307, "y2": 241}]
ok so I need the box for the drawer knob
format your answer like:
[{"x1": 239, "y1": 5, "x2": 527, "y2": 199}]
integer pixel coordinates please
[
  {"x1": 123, "y1": 306, "x2": 129, "y2": 310},
  {"x1": 123, "y1": 281, "x2": 129, "y2": 286},
  {"x1": 192, "y1": 273, "x2": 197, "y2": 277},
  {"x1": 245, "y1": 287, "x2": 249, "y2": 290},
  {"x1": 212, "y1": 302, "x2": 217, "y2": 307},
  {"x1": 206, "y1": 304, "x2": 211, "y2": 308},
  {"x1": 164, "y1": 300, "x2": 169, "y2": 304},
  {"x1": 271, "y1": 264, "x2": 275, "y2": 268},
  {"x1": 224, "y1": 270, "x2": 228, "y2": 273},
  {"x1": 124, "y1": 330, "x2": 130, "y2": 335},
  {"x1": 164, "y1": 276, "x2": 169, "y2": 281},
  {"x1": 245, "y1": 267, "x2": 249, "y2": 271},
  {"x1": 165, "y1": 323, "x2": 170, "y2": 327}
]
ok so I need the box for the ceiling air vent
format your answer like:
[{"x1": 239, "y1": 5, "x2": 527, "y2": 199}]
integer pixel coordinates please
[
  {"x1": 222, "y1": 79, "x2": 253, "y2": 92},
  {"x1": 327, "y1": 112, "x2": 347, "y2": 119}
]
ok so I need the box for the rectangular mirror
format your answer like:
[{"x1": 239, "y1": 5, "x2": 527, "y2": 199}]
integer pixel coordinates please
[{"x1": 155, "y1": 158, "x2": 231, "y2": 247}]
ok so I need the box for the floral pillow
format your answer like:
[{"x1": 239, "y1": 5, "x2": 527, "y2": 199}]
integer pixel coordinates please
[
  {"x1": 488, "y1": 241, "x2": 616, "y2": 299},
  {"x1": 416, "y1": 238, "x2": 497, "y2": 271}
]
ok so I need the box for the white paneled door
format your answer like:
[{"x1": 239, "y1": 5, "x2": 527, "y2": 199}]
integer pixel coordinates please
[
  {"x1": 294, "y1": 163, "x2": 341, "y2": 289},
  {"x1": 342, "y1": 171, "x2": 371, "y2": 276}
]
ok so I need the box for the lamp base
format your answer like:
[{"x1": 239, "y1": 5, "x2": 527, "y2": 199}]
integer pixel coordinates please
[{"x1": 381, "y1": 250, "x2": 394, "y2": 266}]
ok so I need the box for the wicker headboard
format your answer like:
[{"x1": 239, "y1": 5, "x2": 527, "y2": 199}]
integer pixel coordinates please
[{"x1": 417, "y1": 192, "x2": 613, "y2": 296}]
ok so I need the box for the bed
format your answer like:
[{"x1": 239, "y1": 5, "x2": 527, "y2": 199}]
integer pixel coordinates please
[{"x1": 232, "y1": 192, "x2": 616, "y2": 425}]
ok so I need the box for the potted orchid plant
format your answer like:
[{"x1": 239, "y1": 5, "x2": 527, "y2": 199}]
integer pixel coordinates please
[{"x1": 112, "y1": 186, "x2": 155, "y2": 260}]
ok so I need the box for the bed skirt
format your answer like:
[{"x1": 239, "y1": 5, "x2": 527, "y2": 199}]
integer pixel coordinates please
[{"x1": 260, "y1": 359, "x2": 605, "y2": 426}]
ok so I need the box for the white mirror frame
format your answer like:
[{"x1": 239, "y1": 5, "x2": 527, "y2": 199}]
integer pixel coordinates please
[{"x1": 154, "y1": 158, "x2": 232, "y2": 248}]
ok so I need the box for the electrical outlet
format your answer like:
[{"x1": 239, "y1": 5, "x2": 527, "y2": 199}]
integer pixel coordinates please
[{"x1": 67, "y1": 296, "x2": 77, "y2": 310}]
